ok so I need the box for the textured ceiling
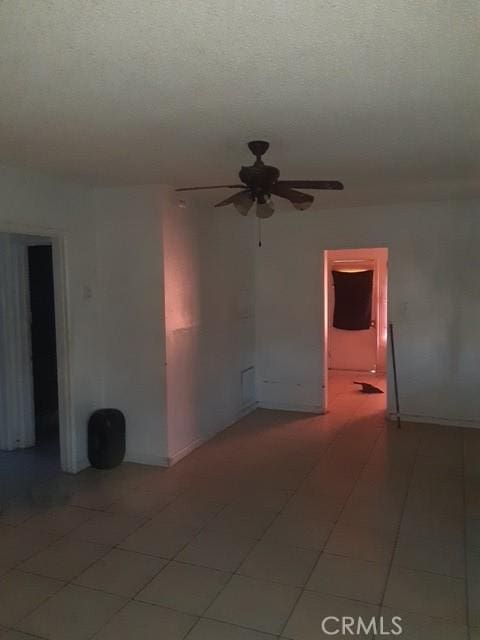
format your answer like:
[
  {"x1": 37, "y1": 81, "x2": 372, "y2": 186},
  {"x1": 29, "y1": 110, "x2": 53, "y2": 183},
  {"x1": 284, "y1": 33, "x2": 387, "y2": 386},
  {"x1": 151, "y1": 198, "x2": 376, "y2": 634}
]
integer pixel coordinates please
[{"x1": 0, "y1": 0, "x2": 478, "y2": 204}]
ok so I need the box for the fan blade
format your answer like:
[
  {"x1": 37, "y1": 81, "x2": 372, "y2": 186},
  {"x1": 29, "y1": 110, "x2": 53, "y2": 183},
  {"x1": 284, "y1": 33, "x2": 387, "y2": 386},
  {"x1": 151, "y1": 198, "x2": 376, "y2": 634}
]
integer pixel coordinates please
[
  {"x1": 214, "y1": 190, "x2": 253, "y2": 216},
  {"x1": 214, "y1": 192, "x2": 245, "y2": 207},
  {"x1": 270, "y1": 184, "x2": 314, "y2": 210},
  {"x1": 175, "y1": 184, "x2": 244, "y2": 192},
  {"x1": 256, "y1": 199, "x2": 275, "y2": 218},
  {"x1": 276, "y1": 180, "x2": 344, "y2": 190}
]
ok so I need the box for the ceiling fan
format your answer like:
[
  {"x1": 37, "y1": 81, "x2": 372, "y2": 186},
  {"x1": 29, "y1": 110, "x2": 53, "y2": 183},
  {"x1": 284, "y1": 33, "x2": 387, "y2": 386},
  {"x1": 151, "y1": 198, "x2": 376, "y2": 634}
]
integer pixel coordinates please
[{"x1": 175, "y1": 140, "x2": 343, "y2": 218}]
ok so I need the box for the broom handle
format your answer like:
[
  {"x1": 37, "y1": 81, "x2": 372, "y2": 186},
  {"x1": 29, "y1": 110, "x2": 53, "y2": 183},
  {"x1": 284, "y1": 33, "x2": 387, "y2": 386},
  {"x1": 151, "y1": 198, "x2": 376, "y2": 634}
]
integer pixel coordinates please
[{"x1": 389, "y1": 322, "x2": 401, "y2": 429}]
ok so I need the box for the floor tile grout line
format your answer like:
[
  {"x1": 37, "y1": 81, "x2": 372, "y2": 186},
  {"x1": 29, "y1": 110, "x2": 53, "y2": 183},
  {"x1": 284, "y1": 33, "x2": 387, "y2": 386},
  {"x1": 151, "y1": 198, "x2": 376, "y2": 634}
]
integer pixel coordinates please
[
  {"x1": 10, "y1": 545, "x2": 120, "y2": 634},
  {"x1": 276, "y1": 402, "x2": 385, "y2": 638},
  {"x1": 66, "y1": 470, "x2": 279, "y2": 612},
  {"x1": 2, "y1": 405, "x2": 368, "y2": 639},
  {"x1": 376, "y1": 430, "x2": 423, "y2": 619},
  {"x1": 1, "y1": 514, "x2": 89, "y2": 573},
  {"x1": 156, "y1": 482, "x2": 300, "y2": 639},
  {"x1": 12, "y1": 528, "x2": 210, "y2": 640},
  {"x1": 20, "y1": 538, "x2": 442, "y2": 605},
  {"x1": 8, "y1": 496, "x2": 187, "y2": 636},
  {"x1": 8, "y1": 400, "x2": 474, "y2": 638},
  {"x1": 314, "y1": 549, "x2": 466, "y2": 581},
  {"x1": 190, "y1": 615, "x2": 282, "y2": 639},
  {"x1": 113, "y1": 496, "x2": 238, "y2": 627},
  {"x1": 181, "y1": 405, "x2": 364, "y2": 637},
  {"x1": 258, "y1": 395, "x2": 369, "y2": 538},
  {"x1": 73, "y1": 490, "x2": 237, "y2": 638},
  {"x1": 374, "y1": 426, "x2": 473, "y2": 632}
]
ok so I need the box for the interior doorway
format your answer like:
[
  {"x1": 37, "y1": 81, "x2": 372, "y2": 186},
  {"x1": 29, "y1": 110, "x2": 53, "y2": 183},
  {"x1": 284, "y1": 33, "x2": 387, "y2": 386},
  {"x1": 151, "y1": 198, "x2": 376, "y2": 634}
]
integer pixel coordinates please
[
  {"x1": 0, "y1": 231, "x2": 73, "y2": 490},
  {"x1": 324, "y1": 247, "x2": 388, "y2": 411},
  {"x1": 28, "y1": 245, "x2": 60, "y2": 447}
]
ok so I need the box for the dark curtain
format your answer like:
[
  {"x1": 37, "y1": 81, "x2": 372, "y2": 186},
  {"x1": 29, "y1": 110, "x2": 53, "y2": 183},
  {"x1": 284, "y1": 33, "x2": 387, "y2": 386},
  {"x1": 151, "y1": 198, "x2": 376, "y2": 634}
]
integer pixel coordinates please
[{"x1": 332, "y1": 269, "x2": 373, "y2": 330}]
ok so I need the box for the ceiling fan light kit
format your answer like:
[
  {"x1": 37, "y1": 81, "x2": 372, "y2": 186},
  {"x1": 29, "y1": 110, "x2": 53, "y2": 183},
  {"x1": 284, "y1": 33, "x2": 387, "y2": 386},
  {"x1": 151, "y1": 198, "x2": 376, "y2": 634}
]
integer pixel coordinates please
[
  {"x1": 176, "y1": 140, "x2": 344, "y2": 220},
  {"x1": 232, "y1": 191, "x2": 254, "y2": 216}
]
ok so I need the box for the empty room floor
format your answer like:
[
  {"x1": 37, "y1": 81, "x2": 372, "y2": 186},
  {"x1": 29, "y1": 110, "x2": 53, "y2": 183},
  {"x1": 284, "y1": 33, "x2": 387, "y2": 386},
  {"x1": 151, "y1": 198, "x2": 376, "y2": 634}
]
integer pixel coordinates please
[
  {"x1": 328, "y1": 369, "x2": 386, "y2": 405},
  {"x1": 0, "y1": 392, "x2": 479, "y2": 639},
  {"x1": 0, "y1": 432, "x2": 61, "y2": 507}
]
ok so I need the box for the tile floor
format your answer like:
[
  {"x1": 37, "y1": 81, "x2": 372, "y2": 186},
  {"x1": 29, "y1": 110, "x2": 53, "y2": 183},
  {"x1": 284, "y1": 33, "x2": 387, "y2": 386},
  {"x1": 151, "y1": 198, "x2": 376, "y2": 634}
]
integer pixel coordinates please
[
  {"x1": 0, "y1": 372, "x2": 479, "y2": 639},
  {"x1": 0, "y1": 432, "x2": 60, "y2": 506}
]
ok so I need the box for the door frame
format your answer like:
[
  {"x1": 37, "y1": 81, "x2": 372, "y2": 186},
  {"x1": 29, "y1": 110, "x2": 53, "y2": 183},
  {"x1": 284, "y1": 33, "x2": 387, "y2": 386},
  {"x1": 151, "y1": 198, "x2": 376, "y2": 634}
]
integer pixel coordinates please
[
  {"x1": 328, "y1": 256, "x2": 379, "y2": 372},
  {"x1": 322, "y1": 247, "x2": 389, "y2": 413},
  {"x1": 0, "y1": 223, "x2": 75, "y2": 473}
]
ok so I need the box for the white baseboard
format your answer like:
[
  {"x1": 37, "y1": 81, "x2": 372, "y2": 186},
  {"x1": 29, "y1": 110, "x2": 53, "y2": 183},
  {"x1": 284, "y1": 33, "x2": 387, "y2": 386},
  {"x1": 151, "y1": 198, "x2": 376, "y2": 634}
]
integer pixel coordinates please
[
  {"x1": 238, "y1": 401, "x2": 259, "y2": 417},
  {"x1": 123, "y1": 404, "x2": 260, "y2": 469},
  {"x1": 73, "y1": 454, "x2": 169, "y2": 472},
  {"x1": 165, "y1": 402, "x2": 259, "y2": 467},
  {"x1": 258, "y1": 402, "x2": 324, "y2": 414},
  {"x1": 167, "y1": 438, "x2": 205, "y2": 467},
  {"x1": 388, "y1": 412, "x2": 480, "y2": 430},
  {"x1": 124, "y1": 452, "x2": 170, "y2": 467}
]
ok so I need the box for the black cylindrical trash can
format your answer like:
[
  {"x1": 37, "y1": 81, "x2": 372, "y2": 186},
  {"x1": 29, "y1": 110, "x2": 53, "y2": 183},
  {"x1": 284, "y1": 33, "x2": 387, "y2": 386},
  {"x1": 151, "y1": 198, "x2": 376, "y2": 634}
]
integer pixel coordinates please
[{"x1": 88, "y1": 409, "x2": 125, "y2": 469}]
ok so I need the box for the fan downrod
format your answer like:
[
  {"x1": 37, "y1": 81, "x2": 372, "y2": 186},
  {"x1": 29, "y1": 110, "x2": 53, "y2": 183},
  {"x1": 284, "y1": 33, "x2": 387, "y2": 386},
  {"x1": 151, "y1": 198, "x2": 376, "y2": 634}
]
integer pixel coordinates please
[{"x1": 248, "y1": 140, "x2": 270, "y2": 160}]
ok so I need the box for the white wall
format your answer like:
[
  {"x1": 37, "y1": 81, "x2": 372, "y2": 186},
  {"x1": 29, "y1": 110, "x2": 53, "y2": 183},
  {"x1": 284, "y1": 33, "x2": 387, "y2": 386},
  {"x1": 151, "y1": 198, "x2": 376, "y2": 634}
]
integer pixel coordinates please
[
  {"x1": 256, "y1": 199, "x2": 480, "y2": 426},
  {"x1": 93, "y1": 186, "x2": 168, "y2": 465},
  {"x1": 0, "y1": 166, "x2": 256, "y2": 471},
  {"x1": 4, "y1": 162, "x2": 479, "y2": 474},
  {"x1": 0, "y1": 166, "x2": 102, "y2": 469},
  {"x1": 162, "y1": 190, "x2": 256, "y2": 463},
  {"x1": 0, "y1": 169, "x2": 171, "y2": 469}
]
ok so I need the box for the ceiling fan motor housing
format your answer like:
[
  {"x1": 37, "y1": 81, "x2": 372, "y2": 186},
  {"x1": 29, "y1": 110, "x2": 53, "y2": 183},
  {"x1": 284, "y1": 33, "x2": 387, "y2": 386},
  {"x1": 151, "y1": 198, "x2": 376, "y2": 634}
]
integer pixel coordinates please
[{"x1": 239, "y1": 164, "x2": 280, "y2": 196}]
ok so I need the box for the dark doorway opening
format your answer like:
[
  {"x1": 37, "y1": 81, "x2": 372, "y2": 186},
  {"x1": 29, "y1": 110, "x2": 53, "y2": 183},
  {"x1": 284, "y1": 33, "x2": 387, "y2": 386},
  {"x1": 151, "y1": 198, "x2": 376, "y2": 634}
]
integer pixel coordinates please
[{"x1": 28, "y1": 245, "x2": 59, "y2": 447}]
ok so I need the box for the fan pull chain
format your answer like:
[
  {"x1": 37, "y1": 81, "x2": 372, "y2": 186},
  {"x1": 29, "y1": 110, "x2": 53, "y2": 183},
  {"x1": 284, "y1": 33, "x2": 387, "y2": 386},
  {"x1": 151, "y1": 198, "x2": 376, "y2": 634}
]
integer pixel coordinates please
[{"x1": 258, "y1": 218, "x2": 262, "y2": 247}]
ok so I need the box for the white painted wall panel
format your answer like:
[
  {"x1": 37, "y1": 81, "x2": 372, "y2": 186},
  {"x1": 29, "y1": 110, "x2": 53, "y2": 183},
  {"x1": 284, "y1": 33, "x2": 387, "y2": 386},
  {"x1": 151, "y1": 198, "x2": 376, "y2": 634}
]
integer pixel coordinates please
[
  {"x1": 162, "y1": 190, "x2": 256, "y2": 461},
  {"x1": 256, "y1": 199, "x2": 480, "y2": 426},
  {"x1": 93, "y1": 186, "x2": 168, "y2": 465}
]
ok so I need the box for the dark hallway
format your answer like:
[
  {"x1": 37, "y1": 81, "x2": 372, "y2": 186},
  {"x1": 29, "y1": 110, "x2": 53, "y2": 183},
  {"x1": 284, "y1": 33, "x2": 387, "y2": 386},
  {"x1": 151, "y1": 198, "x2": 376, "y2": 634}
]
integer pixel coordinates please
[{"x1": 28, "y1": 245, "x2": 59, "y2": 445}]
